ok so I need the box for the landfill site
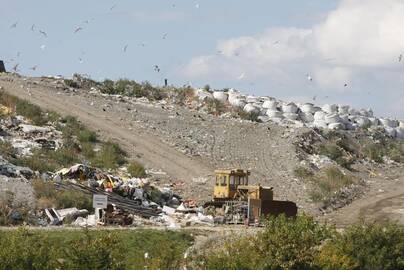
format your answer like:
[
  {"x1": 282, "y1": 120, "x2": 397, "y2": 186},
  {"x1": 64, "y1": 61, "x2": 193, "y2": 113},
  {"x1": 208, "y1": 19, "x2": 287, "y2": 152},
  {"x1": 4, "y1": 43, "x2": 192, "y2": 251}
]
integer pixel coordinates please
[{"x1": 0, "y1": 70, "x2": 403, "y2": 229}]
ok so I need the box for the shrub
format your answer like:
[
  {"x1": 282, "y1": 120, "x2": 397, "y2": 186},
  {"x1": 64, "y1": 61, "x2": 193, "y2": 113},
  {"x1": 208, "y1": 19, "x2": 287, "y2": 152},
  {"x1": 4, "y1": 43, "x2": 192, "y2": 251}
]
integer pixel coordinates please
[
  {"x1": 294, "y1": 166, "x2": 314, "y2": 179},
  {"x1": 235, "y1": 107, "x2": 260, "y2": 122},
  {"x1": 33, "y1": 179, "x2": 92, "y2": 211},
  {"x1": 64, "y1": 79, "x2": 79, "y2": 88},
  {"x1": 77, "y1": 129, "x2": 97, "y2": 143},
  {"x1": 316, "y1": 223, "x2": 404, "y2": 270},
  {"x1": 174, "y1": 86, "x2": 195, "y2": 105},
  {"x1": 318, "y1": 142, "x2": 354, "y2": 169},
  {"x1": 91, "y1": 141, "x2": 126, "y2": 169},
  {"x1": 361, "y1": 143, "x2": 384, "y2": 163},
  {"x1": 100, "y1": 79, "x2": 116, "y2": 94},
  {"x1": 195, "y1": 214, "x2": 333, "y2": 270},
  {"x1": 0, "y1": 140, "x2": 16, "y2": 159},
  {"x1": 127, "y1": 161, "x2": 146, "y2": 178},
  {"x1": 15, "y1": 99, "x2": 47, "y2": 125},
  {"x1": 0, "y1": 228, "x2": 56, "y2": 270},
  {"x1": 309, "y1": 166, "x2": 356, "y2": 202},
  {"x1": 205, "y1": 98, "x2": 226, "y2": 115},
  {"x1": 80, "y1": 142, "x2": 95, "y2": 159}
]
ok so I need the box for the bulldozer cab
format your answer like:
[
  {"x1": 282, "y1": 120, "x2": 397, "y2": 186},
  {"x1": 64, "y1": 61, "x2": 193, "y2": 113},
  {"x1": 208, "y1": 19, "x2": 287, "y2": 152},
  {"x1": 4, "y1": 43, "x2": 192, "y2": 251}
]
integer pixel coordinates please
[{"x1": 213, "y1": 169, "x2": 250, "y2": 200}]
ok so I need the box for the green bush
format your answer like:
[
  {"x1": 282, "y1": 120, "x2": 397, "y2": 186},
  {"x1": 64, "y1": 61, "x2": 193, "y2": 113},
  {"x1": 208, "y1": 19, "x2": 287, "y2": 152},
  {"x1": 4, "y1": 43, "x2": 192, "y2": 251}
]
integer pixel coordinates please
[
  {"x1": 318, "y1": 142, "x2": 354, "y2": 169},
  {"x1": 127, "y1": 161, "x2": 146, "y2": 178},
  {"x1": 77, "y1": 129, "x2": 97, "y2": 143},
  {"x1": 205, "y1": 98, "x2": 226, "y2": 115},
  {"x1": 0, "y1": 229, "x2": 193, "y2": 270},
  {"x1": 32, "y1": 179, "x2": 92, "y2": 211},
  {"x1": 64, "y1": 79, "x2": 79, "y2": 88},
  {"x1": 91, "y1": 141, "x2": 126, "y2": 169},
  {"x1": 317, "y1": 223, "x2": 404, "y2": 270},
  {"x1": 0, "y1": 228, "x2": 56, "y2": 270},
  {"x1": 308, "y1": 166, "x2": 356, "y2": 202},
  {"x1": 294, "y1": 166, "x2": 314, "y2": 179},
  {"x1": 195, "y1": 214, "x2": 333, "y2": 270},
  {"x1": 234, "y1": 107, "x2": 260, "y2": 122}
]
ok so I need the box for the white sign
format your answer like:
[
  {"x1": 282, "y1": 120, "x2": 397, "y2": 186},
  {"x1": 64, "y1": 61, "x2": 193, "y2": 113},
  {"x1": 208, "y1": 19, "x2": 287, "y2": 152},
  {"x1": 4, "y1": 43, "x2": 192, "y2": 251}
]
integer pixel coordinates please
[{"x1": 93, "y1": 194, "x2": 108, "y2": 209}]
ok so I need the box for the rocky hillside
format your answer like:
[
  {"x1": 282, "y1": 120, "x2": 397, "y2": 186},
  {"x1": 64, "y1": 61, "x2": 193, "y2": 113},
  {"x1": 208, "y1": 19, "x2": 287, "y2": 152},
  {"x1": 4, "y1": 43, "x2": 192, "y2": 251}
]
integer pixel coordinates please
[{"x1": 0, "y1": 73, "x2": 403, "y2": 218}]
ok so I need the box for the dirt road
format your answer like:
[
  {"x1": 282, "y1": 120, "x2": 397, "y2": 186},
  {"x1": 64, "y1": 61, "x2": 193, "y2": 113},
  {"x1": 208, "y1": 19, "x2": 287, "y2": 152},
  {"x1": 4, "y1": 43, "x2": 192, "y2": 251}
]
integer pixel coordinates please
[
  {"x1": 322, "y1": 175, "x2": 404, "y2": 227},
  {"x1": 0, "y1": 76, "x2": 213, "y2": 198}
]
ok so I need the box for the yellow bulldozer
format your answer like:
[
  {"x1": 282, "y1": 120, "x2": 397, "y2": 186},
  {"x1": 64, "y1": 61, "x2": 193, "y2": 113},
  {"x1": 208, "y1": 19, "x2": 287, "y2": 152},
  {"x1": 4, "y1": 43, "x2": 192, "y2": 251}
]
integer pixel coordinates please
[{"x1": 205, "y1": 169, "x2": 297, "y2": 224}]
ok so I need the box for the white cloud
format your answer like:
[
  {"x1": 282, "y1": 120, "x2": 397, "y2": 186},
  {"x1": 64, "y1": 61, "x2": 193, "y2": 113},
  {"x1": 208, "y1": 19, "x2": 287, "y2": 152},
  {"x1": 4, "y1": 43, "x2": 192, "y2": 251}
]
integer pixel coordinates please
[{"x1": 180, "y1": 0, "x2": 404, "y2": 117}]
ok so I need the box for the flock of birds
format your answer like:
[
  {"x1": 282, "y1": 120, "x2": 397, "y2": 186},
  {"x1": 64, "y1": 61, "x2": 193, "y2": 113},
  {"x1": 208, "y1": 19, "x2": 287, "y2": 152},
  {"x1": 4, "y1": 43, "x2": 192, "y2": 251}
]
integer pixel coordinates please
[
  {"x1": 5, "y1": 3, "x2": 404, "y2": 97},
  {"x1": 6, "y1": 3, "x2": 202, "y2": 76}
]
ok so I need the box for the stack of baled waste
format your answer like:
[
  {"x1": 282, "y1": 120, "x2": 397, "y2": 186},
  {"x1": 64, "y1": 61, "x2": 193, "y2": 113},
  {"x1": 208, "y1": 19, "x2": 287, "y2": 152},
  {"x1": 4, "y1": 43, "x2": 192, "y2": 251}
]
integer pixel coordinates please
[{"x1": 194, "y1": 88, "x2": 403, "y2": 139}]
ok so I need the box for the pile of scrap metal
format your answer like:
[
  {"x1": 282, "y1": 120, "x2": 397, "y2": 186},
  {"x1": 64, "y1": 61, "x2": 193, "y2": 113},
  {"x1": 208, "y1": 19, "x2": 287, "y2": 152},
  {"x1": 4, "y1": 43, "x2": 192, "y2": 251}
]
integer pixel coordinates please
[{"x1": 50, "y1": 164, "x2": 185, "y2": 226}]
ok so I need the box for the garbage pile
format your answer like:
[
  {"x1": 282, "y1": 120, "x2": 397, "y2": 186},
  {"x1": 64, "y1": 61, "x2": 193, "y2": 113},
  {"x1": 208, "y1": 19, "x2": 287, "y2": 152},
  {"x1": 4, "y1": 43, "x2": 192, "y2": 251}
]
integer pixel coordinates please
[
  {"x1": 51, "y1": 164, "x2": 215, "y2": 228},
  {"x1": 0, "y1": 112, "x2": 63, "y2": 157},
  {"x1": 196, "y1": 88, "x2": 404, "y2": 138}
]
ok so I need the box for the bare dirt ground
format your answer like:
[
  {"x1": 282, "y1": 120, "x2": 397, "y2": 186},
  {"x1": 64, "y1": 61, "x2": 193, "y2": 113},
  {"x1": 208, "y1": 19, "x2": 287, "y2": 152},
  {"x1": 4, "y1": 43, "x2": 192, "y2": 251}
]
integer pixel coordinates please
[
  {"x1": 1, "y1": 73, "x2": 404, "y2": 225},
  {"x1": 322, "y1": 169, "x2": 404, "y2": 227}
]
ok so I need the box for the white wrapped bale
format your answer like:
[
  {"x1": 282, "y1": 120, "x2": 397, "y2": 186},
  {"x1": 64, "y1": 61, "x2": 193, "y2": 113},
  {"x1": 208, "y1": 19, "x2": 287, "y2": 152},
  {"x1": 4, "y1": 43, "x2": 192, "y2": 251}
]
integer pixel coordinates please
[
  {"x1": 338, "y1": 105, "x2": 350, "y2": 114},
  {"x1": 300, "y1": 103, "x2": 315, "y2": 114},
  {"x1": 212, "y1": 91, "x2": 228, "y2": 102},
  {"x1": 348, "y1": 108, "x2": 359, "y2": 116},
  {"x1": 399, "y1": 121, "x2": 404, "y2": 127},
  {"x1": 314, "y1": 111, "x2": 326, "y2": 121},
  {"x1": 281, "y1": 102, "x2": 298, "y2": 113},
  {"x1": 300, "y1": 112, "x2": 314, "y2": 123},
  {"x1": 324, "y1": 113, "x2": 342, "y2": 124},
  {"x1": 396, "y1": 127, "x2": 404, "y2": 139},
  {"x1": 354, "y1": 116, "x2": 370, "y2": 127},
  {"x1": 385, "y1": 127, "x2": 397, "y2": 137},
  {"x1": 262, "y1": 100, "x2": 278, "y2": 110},
  {"x1": 313, "y1": 120, "x2": 328, "y2": 129},
  {"x1": 195, "y1": 89, "x2": 213, "y2": 101},
  {"x1": 229, "y1": 96, "x2": 246, "y2": 108},
  {"x1": 283, "y1": 113, "x2": 299, "y2": 120},
  {"x1": 322, "y1": 104, "x2": 338, "y2": 114},
  {"x1": 328, "y1": 123, "x2": 345, "y2": 130},
  {"x1": 243, "y1": 104, "x2": 260, "y2": 114},
  {"x1": 266, "y1": 110, "x2": 283, "y2": 118},
  {"x1": 368, "y1": 117, "x2": 379, "y2": 126},
  {"x1": 379, "y1": 118, "x2": 397, "y2": 128},
  {"x1": 246, "y1": 95, "x2": 258, "y2": 103},
  {"x1": 257, "y1": 116, "x2": 270, "y2": 123}
]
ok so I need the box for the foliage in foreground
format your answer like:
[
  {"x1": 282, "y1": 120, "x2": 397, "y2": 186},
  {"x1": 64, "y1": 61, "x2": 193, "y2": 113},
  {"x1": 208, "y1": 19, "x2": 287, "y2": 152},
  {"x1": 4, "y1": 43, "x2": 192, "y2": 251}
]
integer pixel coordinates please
[
  {"x1": 0, "y1": 229, "x2": 193, "y2": 270},
  {"x1": 193, "y1": 215, "x2": 404, "y2": 270}
]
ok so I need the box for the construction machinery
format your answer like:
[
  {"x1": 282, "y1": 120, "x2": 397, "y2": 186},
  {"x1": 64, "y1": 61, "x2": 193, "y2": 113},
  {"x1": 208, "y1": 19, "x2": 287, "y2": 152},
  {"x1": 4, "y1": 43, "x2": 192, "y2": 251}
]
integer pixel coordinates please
[{"x1": 205, "y1": 169, "x2": 297, "y2": 224}]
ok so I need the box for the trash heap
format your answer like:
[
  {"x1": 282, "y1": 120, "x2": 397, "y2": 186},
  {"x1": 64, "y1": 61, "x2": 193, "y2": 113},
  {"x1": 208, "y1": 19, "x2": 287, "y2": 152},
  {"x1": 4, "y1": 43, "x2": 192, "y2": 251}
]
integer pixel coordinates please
[
  {"x1": 196, "y1": 88, "x2": 404, "y2": 138},
  {"x1": 0, "y1": 111, "x2": 63, "y2": 157},
  {"x1": 51, "y1": 164, "x2": 215, "y2": 228}
]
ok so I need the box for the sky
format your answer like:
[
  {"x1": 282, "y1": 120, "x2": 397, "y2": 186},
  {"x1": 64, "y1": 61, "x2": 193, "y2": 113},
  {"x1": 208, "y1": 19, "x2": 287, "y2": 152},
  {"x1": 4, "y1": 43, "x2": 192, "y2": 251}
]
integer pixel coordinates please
[{"x1": 1, "y1": 0, "x2": 404, "y2": 118}]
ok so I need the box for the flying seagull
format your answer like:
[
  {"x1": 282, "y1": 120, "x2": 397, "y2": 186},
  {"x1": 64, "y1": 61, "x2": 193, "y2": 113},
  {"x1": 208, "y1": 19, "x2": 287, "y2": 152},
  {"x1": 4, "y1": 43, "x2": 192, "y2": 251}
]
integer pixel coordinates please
[
  {"x1": 29, "y1": 65, "x2": 38, "y2": 71},
  {"x1": 79, "y1": 58, "x2": 84, "y2": 64},
  {"x1": 154, "y1": 65, "x2": 160, "y2": 72},
  {"x1": 195, "y1": 3, "x2": 200, "y2": 8},
  {"x1": 40, "y1": 45, "x2": 46, "y2": 50},
  {"x1": 74, "y1": 27, "x2": 83, "y2": 33},
  {"x1": 399, "y1": 54, "x2": 403, "y2": 62},
  {"x1": 344, "y1": 83, "x2": 348, "y2": 87},
  {"x1": 123, "y1": 44, "x2": 128, "y2": 52},
  {"x1": 162, "y1": 33, "x2": 168, "y2": 39},
  {"x1": 237, "y1": 72, "x2": 245, "y2": 80},
  {"x1": 30, "y1": 24, "x2": 35, "y2": 31},
  {"x1": 10, "y1": 22, "x2": 18, "y2": 28},
  {"x1": 39, "y1": 30, "x2": 47, "y2": 37},
  {"x1": 12, "y1": 64, "x2": 19, "y2": 72},
  {"x1": 110, "y1": 4, "x2": 117, "y2": 11},
  {"x1": 307, "y1": 74, "x2": 313, "y2": 82}
]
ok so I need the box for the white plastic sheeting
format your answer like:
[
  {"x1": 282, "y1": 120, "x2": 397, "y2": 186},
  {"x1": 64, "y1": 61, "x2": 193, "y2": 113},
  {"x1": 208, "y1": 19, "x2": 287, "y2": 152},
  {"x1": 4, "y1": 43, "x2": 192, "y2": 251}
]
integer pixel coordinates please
[
  {"x1": 281, "y1": 102, "x2": 298, "y2": 113},
  {"x1": 262, "y1": 100, "x2": 278, "y2": 110},
  {"x1": 243, "y1": 104, "x2": 260, "y2": 114},
  {"x1": 322, "y1": 104, "x2": 338, "y2": 114},
  {"x1": 212, "y1": 91, "x2": 228, "y2": 102},
  {"x1": 266, "y1": 110, "x2": 283, "y2": 118}
]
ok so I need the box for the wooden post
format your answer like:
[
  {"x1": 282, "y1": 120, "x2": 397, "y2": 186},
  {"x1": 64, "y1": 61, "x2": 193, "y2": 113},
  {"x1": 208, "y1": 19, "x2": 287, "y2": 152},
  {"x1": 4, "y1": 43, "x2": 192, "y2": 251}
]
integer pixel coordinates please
[{"x1": 0, "y1": 61, "x2": 6, "y2": 73}]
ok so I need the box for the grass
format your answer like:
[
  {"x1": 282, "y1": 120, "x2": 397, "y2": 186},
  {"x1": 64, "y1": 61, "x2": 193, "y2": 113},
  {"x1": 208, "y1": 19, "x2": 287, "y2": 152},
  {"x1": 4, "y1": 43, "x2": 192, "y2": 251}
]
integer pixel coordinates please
[
  {"x1": 127, "y1": 161, "x2": 147, "y2": 178},
  {"x1": 205, "y1": 98, "x2": 226, "y2": 115},
  {"x1": 294, "y1": 166, "x2": 314, "y2": 179},
  {"x1": 100, "y1": 79, "x2": 167, "y2": 101},
  {"x1": 308, "y1": 166, "x2": 356, "y2": 202},
  {"x1": 0, "y1": 228, "x2": 193, "y2": 270},
  {"x1": 90, "y1": 141, "x2": 126, "y2": 170},
  {"x1": 318, "y1": 142, "x2": 354, "y2": 169},
  {"x1": 233, "y1": 107, "x2": 260, "y2": 122},
  {"x1": 32, "y1": 179, "x2": 93, "y2": 211}
]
